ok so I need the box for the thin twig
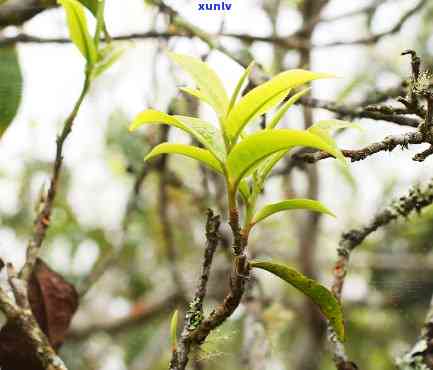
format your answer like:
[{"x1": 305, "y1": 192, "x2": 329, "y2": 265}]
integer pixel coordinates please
[
  {"x1": 171, "y1": 209, "x2": 221, "y2": 370},
  {"x1": 292, "y1": 131, "x2": 424, "y2": 164},
  {"x1": 20, "y1": 74, "x2": 91, "y2": 282},
  {"x1": 298, "y1": 97, "x2": 422, "y2": 127},
  {"x1": 68, "y1": 293, "x2": 181, "y2": 341}
]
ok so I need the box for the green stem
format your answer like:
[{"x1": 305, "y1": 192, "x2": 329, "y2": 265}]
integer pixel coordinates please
[{"x1": 93, "y1": 0, "x2": 105, "y2": 51}]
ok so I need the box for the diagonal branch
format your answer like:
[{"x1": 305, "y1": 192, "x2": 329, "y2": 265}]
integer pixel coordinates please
[
  {"x1": 20, "y1": 74, "x2": 91, "y2": 282},
  {"x1": 328, "y1": 178, "x2": 433, "y2": 369},
  {"x1": 292, "y1": 131, "x2": 424, "y2": 164}
]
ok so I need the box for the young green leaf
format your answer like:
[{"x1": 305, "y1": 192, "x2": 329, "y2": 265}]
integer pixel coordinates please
[
  {"x1": 129, "y1": 110, "x2": 226, "y2": 162},
  {"x1": 308, "y1": 119, "x2": 362, "y2": 167},
  {"x1": 168, "y1": 53, "x2": 229, "y2": 118},
  {"x1": 256, "y1": 150, "x2": 287, "y2": 182},
  {"x1": 93, "y1": 44, "x2": 125, "y2": 78},
  {"x1": 58, "y1": 0, "x2": 97, "y2": 64},
  {"x1": 224, "y1": 70, "x2": 333, "y2": 142},
  {"x1": 227, "y1": 61, "x2": 255, "y2": 115},
  {"x1": 239, "y1": 180, "x2": 251, "y2": 202},
  {"x1": 266, "y1": 88, "x2": 310, "y2": 130},
  {"x1": 250, "y1": 260, "x2": 344, "y2": 341},
  {"x1": 251, "y1": 199, "x2": 335, "y2": 226},
  {"x1": 180, "y1": 87, "x2": 213, "y2": 108},
  {"x1": 0, "y1": 46, "x2": 22, "y2": 138},
  {"x1": 226, "y1": 129, "x2": 339, "y2": 190},
  {"x1": 144, "y1": 143, "x2": 224, "y2": 174},
  {"x1": 170, "y1": 309, "x2": 179, "y2": 351}
]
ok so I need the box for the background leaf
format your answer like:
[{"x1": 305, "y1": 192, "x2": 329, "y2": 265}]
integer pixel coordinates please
[
  {"x1": 250, "y1": 260, "x2": 344, "y2": 341},
  {"x1": 0, "y1": 46, "x2": 22, "y2": 138}
]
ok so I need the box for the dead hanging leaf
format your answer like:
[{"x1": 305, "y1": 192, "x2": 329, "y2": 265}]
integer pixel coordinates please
[{"x1": 0, "y1": 259, "x2": 79, "y2": 370}]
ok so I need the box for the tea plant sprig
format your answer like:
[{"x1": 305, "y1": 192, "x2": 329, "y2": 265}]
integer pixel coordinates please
[
  {"x1": 130, "y1": 53, "x2": 356, "y2": 361},
  {"x1": 22, "y1": 0, "x2": 124, "y2": 280}
]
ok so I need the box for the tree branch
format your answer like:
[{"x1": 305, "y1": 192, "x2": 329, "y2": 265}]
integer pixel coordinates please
[
  {"x1": 20, "y1": 73, "x2": 91, "y2": 282},
  {"x1": 328, "y1": 178, "x2": 433, "y2": 368}
]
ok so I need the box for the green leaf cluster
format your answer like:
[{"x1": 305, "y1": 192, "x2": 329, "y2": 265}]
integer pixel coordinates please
[
  {"x1": 129, "y1": 53, "x2": 356, "y2": 224},
  {"x1": 129, "y1": 53, "x2": 358, "y2": 342}
]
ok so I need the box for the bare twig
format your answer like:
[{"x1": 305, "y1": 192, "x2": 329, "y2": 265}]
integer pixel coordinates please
[
  {"x1": 292, "y1": 131, "x2": 424, "y2": 164},
  {"x1": 171, "y1": 209, "x2": 221, "y2": 370},
  {"x1": 298, "y1": 97, "x2": 422, "y2": 127},
  {"x1": 315, "y1": 0, "x2": 427, "y2": 48},
  {"x1": 68, "y1": 293, "x2": 181, "y2": 341},
  {"x1": 20, "y1": 74, "x2": 91, "y2": 282}
]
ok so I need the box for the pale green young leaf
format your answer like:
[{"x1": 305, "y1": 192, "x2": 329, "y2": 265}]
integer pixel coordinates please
[
  {"x1": 180, "y1": 87, "x2": 213, "y2": 107},
  {"x1": 250, "y1": 260, "x2": 344, "y2": 341},
  {"x1": 129, "y1": 110, "x2": 226, "y2": 162},
  {"x1": 266, "y1": 88, "x2": 310, "y2": 130},
  {"x1": 226, "y1": 129, "x2": 339, "y2": 190},
  {"x1": 239, "y1": 180, "x2": 251, "y2": 202},
  {"x1": 58, "y1": 0, "x2": 97, "y2": 64},
  {"x1": 252, "y1": 198, "x2": 335, "y2": 226},
  {"x1": 255, "y1": 90, "x2": 290, "y2": 117},
  {"x1": 256, "y1": 150, "x2": 287, "y2": 182},
  {"x1": 93, "y1": 44, "x2": 125, "y2": 78},
  {"x1": 170, "y1": 309, "x2": 179, "y2": 351},
  {"x1": 308, "y1": 119, "x2": 362, "y2": 167},
  {"x1": 168, "y1": 52, "x2": 229, "y2": 118},
  {"x1": 225, "y1": 70, "x2": 333, "y2": 142},
  {"x1": 144, "y1": 143, "x2": 224, "y2": 174},
  {"x1": 227, "y1": 61, "x2": 255, "y2": 115},
  {"x1": 0, "y1": 46, "x2": 22, "y2": 138}
]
